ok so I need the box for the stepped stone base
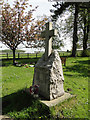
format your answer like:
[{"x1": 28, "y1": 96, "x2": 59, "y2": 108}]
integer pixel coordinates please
[{"x1": 40, "y1": 92, "x2": 75, "y2": 107}]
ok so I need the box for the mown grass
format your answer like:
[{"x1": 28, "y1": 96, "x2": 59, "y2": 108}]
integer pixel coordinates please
[
  {"x1": 2, "y1": 58, "x2": 40, "y2": 67},
  {"x1": 1, "y1": 57, "x2": 89, "y2": 119},
  {"x1": 2, "y1": 66, "x2": 34, "y2": 97},
  {"x1": 50, "y1": 57, "x2": 89, "y2": 118}
]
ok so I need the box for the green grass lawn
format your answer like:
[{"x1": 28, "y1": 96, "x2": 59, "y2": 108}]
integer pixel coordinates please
[
  {"x1": 50, "y1": 57, "x2": 89, "y2": 119},
  {"x1": 1, "y1": 57, "x2": 89, "y2": 119}
]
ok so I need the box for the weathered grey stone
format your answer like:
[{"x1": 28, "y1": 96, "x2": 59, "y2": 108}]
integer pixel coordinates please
[
  {"x1": 41, "y1": 22, "x2": 57, "y2": 61},
  {"x1": 40, "y1": 93, "x2": 76, "y2": 107},
  {"x1": 33, "y1": 50, "x2": 64, "y2": 100}
]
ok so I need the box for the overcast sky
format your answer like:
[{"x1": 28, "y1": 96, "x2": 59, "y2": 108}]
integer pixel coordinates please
[
  {"x1": 29, "y1": 0, "x2": 54, "y2": 17},
  {"x1": 4, "y1": 0, "x2": 54, "y2": 17}
]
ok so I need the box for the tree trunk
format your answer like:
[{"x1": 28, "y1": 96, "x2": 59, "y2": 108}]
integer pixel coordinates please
[
  {"x1": 13, "y1": 48, "x2": 16, "y2": 65},
  {"x1": 71, "y1": 4, "x2": 78, "y2": 57},
  {"x1": 82, "y1": 11, "x2": 87, "y2": 56},
  {"x1": 82, "y1": 9, "x2": 89, "y2": 56}
]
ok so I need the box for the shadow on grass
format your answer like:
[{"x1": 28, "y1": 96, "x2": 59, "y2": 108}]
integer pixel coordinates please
[
  {"x1": 1, "y1": 58, "x2": 40, "y2": 67},
  {"x1": 71, "y1": 59, "x2": 90, "y2": 65},
  {"x1": 2, "y1": 89, "x2": 50, "y2": 118},
  {"x1": 77, "y1": 59, "x2": 90, "y2": 65},
  {"x1": 64, "y1": 59, "x2": 90, "y2": 77}
]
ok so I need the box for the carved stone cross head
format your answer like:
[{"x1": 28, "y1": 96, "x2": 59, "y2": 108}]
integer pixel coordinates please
[{"x1": 41, "y1": 22, "x2": 57, "y2": 61}]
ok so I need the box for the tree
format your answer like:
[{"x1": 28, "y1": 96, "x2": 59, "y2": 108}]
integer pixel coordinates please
[
  {"x1": 51, "y1": 2, "x2": 80, "y2": 56},
  {"x1": 71, "y1": 3, "x2": 79, "y2": 57},
  {"x1": 1, "y1": 0, "x2": 37, "y2": 65},
  {"x1": 24, "y1": 15, "x2": 49, "y2": 48},
  {"x1": 51, "y1": 2, "x2": 90, "y2": 56},
  {"x1": 79, "y1": 3, "x2": 90, "y2": 56},
  {"x1": 52, "y1": 21, "x2": 64, "y2": 50}
]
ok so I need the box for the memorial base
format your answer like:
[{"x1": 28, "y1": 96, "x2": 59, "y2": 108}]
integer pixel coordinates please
[{"x1": 40, "y1": 92, "x2": 76, "y2": 107}]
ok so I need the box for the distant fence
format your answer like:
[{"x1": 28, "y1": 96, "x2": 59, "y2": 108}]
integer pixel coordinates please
[
  {"x1": 0, "y1": 51, "x2": 72, "y2": 60},
  {"x1": 0, "y1": 52, "x2": 43, "y2": 59}
]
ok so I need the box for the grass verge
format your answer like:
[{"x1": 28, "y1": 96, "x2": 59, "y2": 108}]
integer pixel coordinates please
[{"x1": 1, "y1": 57, "x2": 89, "y2": 119}]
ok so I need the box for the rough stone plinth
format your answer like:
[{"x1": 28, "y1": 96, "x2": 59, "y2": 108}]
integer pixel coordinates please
[{"x1": 33, "y1": 50, "x2": 64, "y2": 100}]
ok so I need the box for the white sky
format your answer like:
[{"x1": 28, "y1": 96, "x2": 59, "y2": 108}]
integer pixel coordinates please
[
  {"x1": 4, "y1": 0, "x2": 54, "y2": 17},
  {"x1": 29, "y1": 0, "x2": 54, "y2": 17},
  {"x1": 0, "y1": 0, "x2": 72, "y2": 51}
]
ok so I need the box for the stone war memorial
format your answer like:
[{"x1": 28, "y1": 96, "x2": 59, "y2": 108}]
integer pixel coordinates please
[{"x1": 33, "y1": 22, "x2": 73, "y2": 103}]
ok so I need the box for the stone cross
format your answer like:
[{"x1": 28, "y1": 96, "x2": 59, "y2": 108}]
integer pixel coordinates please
[{"x1": 41, "y1": 22, "x2": 57, "y2": 61}]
